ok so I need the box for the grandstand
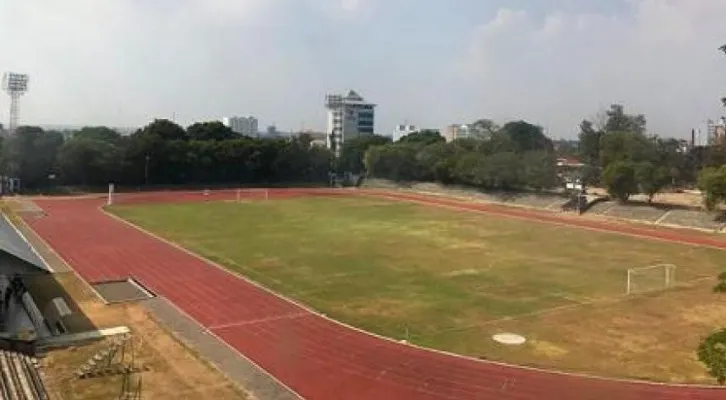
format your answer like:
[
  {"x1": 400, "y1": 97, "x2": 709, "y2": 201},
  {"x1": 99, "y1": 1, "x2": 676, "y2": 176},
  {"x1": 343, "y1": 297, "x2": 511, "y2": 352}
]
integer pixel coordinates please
[{"x1": 0, "y1": 214, "x2": 74, "y2": 398}]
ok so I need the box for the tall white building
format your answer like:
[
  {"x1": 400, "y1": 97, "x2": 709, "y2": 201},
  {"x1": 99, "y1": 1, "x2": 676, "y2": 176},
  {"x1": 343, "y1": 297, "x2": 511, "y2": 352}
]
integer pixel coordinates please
[
  {"x1": 222, "y1": 116, "x2": 259, "y2": 136},
  {"x1": 393, "y1": 124, "x2": 417, "y2": 142},
  {"x1": 707, "y1": 117, "x2": 726, "y2": 145},
  {"x1": 325, "y1": 90, "x2": 376, "y2": 155}
]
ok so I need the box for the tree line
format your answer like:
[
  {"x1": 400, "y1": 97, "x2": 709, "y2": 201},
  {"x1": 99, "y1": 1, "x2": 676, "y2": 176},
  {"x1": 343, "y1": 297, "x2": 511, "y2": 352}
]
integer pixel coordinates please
[
  {"x1": 348, "y1": 120, "x2": 559, "y2": 191},
  {"x1": 0, "y1": 120, "x2": 332, "y2": 191},
  {"x1": 353, "y1": 104, "x2": 716, "y2": 202},
  {"x1": 2, "y1": 105, "x2": 724, "y2": 205}
]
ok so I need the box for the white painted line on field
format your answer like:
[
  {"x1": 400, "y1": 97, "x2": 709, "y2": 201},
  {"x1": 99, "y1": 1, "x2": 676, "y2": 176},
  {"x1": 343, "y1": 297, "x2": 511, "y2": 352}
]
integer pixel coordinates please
[
  {"x1": 208, "y1": 312, "x2": 309, "y2": 331},
  {"x1": 654, "y1": 210, "x2": 672, "y2": 225}
]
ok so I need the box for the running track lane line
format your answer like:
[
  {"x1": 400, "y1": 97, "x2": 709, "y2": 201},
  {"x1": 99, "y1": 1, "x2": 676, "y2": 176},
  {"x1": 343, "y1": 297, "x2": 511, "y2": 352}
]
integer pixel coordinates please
[{"x1": 25, "y1": 192, "x2": 726, "y2": 400}]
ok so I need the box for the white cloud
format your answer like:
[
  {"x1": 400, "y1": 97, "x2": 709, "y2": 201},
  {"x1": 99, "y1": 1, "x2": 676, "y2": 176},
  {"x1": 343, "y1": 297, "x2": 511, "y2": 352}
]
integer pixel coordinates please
[{"x1": 453, "y1": 1, "x2": 726, "y2": 138}]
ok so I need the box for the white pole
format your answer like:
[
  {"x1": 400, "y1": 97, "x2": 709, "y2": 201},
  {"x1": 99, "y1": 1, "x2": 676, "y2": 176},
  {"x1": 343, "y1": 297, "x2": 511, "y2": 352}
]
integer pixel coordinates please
[
  {"x1": 265, "y1": 189, "x2": 269, "y2": 201},
  {"x1": 626, "y1": 270, "x2": 631, "y2": 295},
  {"x1": 236, "y1": 189, "x2": 241, "y2": 203},
  {"x1": 107, "y1": 183, "x2": 115, "y2": 206}
]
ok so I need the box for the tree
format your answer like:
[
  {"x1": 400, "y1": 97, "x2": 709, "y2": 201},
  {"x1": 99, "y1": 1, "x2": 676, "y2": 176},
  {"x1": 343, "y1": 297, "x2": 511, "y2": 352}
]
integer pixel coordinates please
[
  {"x1": 603, "y1": 104, "x2": 646, "y2": 135},
  {"x1": 57, "y1": 137, "x2": 123, "y2": 185},
  {"x1": 697, "y1": 268, "x2": 726, "y2": 385},
  {"x1": 1, "y1": 127, "x2": 64, "y2": 189},
  {"x1": 714, "y1": 272, "x2": 726, "y2": 293},
  {"x1": 73, "y1": 126, "x2": 122, "y2": 143},
  {"x1": 698, "y1": 329, "x2": 726, "y2": 384},
  {"x1": 186, "y1": 121, "x2": 235, "y2": 141},
  {"x1": 145, "y1": 119, "x2": 188, "y2": 141},
  {"x1": 470, "y1": 119, "x2": 499, "y2": 139},
  {"x1": 602, "y1": 160, "x2": 638, "y2": 202},
  {"x1": 577, "y1": 119, "x2": 602, "y2": 166},
  {"x1": 697, "y1": 166, "x2": 726, "y2": 211},
  {"x1": 337, "y1": 134, "x2": 391, "y2": 174},
  {"x1": 599, "y1": 131, "x2": 655, "y2": 168},
  {"x1": 472, "y1": 152, "x2": 522, "y2": 189},
  {"x1": 521, "y1": 151, "x2": 558, "y2": 191},
  {"x1": 398, "y1": 130, "x2": 444, "y2": 145},
  {"x1": 499, "y1": 121, "x2": 553, "y2": 153},
  {"x1": 635, "y1": 161, "x2": 670, "y2": 203}
]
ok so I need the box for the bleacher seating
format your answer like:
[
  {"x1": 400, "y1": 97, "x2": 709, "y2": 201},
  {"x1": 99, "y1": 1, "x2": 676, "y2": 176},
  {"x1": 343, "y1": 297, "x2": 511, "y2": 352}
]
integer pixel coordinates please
[
  {"x1": 658, "y1": 209, "x2": 725, "y2": 231},
  {"x1": 0, "y1": 349, "x2": 47, "y2": 400}
]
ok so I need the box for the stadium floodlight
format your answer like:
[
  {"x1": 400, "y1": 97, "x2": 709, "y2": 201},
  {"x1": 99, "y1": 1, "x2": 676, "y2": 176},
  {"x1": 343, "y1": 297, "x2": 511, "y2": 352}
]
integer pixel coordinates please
[
  {"x1": 626, "y1": 264, "x2": 677, "y2": 295},
  {"x1": 2, "y1": 72, "x2": 29, "y2": 135}
]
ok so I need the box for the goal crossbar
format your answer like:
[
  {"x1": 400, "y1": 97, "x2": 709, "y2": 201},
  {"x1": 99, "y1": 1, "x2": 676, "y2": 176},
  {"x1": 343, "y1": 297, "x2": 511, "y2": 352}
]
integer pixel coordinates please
[{"x1": 626, "y1": 264, "x2": 677, "y2": 295}]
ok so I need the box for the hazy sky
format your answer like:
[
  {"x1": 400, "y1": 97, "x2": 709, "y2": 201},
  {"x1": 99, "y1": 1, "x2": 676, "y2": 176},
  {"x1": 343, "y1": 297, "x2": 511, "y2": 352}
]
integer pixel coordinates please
[{"x1": 1, "y1": 0, "x2": 726, "y2": 139}]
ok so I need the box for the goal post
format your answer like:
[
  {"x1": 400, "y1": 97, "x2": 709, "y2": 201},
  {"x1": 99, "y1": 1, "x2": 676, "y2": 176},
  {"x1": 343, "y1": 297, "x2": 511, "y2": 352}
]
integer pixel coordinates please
[{"x1": 626, "y1": 264, "x2": 677, "y2": 295}]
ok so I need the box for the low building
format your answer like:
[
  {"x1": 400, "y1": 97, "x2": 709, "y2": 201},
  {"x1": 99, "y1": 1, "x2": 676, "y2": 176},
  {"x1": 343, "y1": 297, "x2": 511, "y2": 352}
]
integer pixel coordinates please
[{"x1": 442, "y1": 124, "x2": 473, "y2": 142}]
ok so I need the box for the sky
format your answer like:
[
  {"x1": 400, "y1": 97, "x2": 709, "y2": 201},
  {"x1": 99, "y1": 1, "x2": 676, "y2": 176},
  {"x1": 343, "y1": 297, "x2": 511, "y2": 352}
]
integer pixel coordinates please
[{"x1": 1, "y1": 0, "x2": 726, "y2": 139}]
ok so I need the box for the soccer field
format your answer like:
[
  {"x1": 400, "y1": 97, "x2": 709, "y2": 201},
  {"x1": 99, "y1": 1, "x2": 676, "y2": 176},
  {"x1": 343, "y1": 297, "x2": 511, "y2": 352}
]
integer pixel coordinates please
[{"x1": 110, "y1": 195, "x2": 726, "y2": 383}]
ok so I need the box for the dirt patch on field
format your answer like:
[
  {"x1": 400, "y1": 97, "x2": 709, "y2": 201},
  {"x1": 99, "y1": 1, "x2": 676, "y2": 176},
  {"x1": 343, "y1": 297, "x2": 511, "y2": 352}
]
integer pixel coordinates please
[{"x1": 42, "y1": 305, "x2": 247, "y2": 400}]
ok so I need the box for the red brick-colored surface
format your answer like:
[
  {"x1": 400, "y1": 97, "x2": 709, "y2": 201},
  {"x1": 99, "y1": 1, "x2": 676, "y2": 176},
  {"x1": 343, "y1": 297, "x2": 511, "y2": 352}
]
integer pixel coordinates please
[{"x1": 25, "y1": 189, "x2": 726, "y2": 399}]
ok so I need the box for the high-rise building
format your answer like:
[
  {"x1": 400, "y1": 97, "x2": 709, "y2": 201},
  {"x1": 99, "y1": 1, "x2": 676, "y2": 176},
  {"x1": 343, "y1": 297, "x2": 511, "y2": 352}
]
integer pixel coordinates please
[
  {"x1": 325, "y1": 90, "x2": 376, "y2": 155},
  {"x1": 707, "y1": 117, "x2": 726, "y2": 145},
  {"x1": 222, "y1": 116, "x2": 259, "y2": 136}
]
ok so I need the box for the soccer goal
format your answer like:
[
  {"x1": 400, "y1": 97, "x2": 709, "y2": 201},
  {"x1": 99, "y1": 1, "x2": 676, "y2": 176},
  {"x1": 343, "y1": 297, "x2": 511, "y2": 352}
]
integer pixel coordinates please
[{"x1": 626, "y1": 264, "x2": 677, "y2": 295}]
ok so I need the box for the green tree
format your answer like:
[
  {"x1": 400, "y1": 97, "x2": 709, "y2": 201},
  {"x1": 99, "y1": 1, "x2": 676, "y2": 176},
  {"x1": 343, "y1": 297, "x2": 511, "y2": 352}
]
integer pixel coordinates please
[
  {"x1": 698, "y1": 329, "x2": 726, "y2": 384},
  {"x1": 73, "y1": 126, "x2": 123, "y2": 143},
  {"x1": 398, "y1": 130, "x2": 444, "y2": 145},
  {"x1": 124, "y1": 119, "x2": 187, "y2": 184},
  {"x1": 599, "y1": 131, "x2": 655, "y2": 168},
  {"x1": 602, "y1": 160, "x2": 638, "y2": 202},
  {"x1": 714, "y1": 272, "x2": 726, "y2": 293},
  {"x1": 337, "y1": 134, "x2": 391, "y2": 174},
  {"x1": 473, "y1": 152, "x2": 522, "y2": 189},
  {"x1": 698, "y1": 166, "x2": 726, "y2": 211},
  {"x1": 603, "y1": 104, "x2": 646, "y2": 135},
  {"x1": 521, "y1": 151, "x2": 558, "y2": 191},
  {"x1": 57, "y1": 137, "x2": 123, "y2": 186},
  {"x1": 2, "y1": 127, "x2": 64, "y2": 189},
  {"x1": 697, "y1": 267, "x2": 726, "y2": 385},
  {"x1": 415, "y1": 142, "x2": 458, "y2": 183},
  {"x1": 187, "y1": 121, "x2": 235, "y2": 141},
  {"x1": 469, "y1": 119, "x2": 499, "y2": 139},
  {"x1": 498, "y1": 121, "x2": 553, "y2": 153},
  {"x1": 577, "y1": 119, "x2": 602, "y2": 166},
  {"x1": 635, "y1": 161, "x2": 670, "y2": 203}
]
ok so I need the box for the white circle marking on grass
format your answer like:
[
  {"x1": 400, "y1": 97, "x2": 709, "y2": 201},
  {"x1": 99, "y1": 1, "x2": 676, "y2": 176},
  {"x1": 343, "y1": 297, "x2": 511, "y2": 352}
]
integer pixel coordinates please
[{"x1": 492, "y1": 333, "x2": 527, "y2": 345}]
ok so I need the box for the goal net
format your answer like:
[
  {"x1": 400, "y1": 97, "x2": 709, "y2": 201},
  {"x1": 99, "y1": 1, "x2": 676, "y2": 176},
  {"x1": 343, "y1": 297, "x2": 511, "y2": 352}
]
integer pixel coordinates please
[{"x1": 626, "y1": 264, "x2": 676, "y2": 295}]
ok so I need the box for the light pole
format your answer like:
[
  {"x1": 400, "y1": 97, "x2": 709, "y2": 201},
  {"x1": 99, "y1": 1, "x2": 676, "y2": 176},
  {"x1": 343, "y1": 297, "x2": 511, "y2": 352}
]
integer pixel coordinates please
[{"x1": 144, "y1": 155, "x2": 151, "y2": 185}]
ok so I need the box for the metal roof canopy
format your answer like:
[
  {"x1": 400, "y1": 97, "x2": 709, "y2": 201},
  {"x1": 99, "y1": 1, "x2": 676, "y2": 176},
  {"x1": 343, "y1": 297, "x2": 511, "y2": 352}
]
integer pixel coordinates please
[{"x1": 0, "y1": 216, "x2": 49, "y2": 273}]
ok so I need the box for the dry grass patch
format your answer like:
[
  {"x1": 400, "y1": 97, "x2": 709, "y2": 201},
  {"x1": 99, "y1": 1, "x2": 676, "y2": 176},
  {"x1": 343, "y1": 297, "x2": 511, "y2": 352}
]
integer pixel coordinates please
[{"x1": 110, "y1": 196, "x2": 726, "y2": 383}]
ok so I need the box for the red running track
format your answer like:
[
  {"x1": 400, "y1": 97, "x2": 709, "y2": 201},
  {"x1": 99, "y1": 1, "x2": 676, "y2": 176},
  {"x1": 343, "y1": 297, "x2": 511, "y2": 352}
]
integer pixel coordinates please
[{"x1": 24, "y1": 189, "x2": 726, "y2": 400}]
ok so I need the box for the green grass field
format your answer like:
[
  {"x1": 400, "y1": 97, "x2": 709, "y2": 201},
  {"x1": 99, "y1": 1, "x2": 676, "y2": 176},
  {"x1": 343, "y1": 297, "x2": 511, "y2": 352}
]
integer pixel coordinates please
[{"x1": 111, "y1": 196, "x2": 726, "y2": 383}]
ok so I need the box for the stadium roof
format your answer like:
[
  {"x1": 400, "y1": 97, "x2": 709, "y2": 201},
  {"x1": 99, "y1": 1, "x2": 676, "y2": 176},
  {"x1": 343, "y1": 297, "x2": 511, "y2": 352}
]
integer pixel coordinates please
[{"x1": 0, "y1": 216, "x2": 48, "y2": 273}]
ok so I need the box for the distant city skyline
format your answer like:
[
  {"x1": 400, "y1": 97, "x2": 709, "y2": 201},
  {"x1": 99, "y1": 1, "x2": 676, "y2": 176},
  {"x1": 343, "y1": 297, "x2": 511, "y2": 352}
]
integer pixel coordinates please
[{"x1": 2, "y1": 1, "x2": 726, "y2": 139}]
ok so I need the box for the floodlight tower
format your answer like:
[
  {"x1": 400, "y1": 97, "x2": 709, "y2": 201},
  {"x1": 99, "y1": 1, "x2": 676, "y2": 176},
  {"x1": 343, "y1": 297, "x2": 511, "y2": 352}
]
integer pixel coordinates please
[{"x1": 2, "y1": 72, "x2": 29, "y2": 135}]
